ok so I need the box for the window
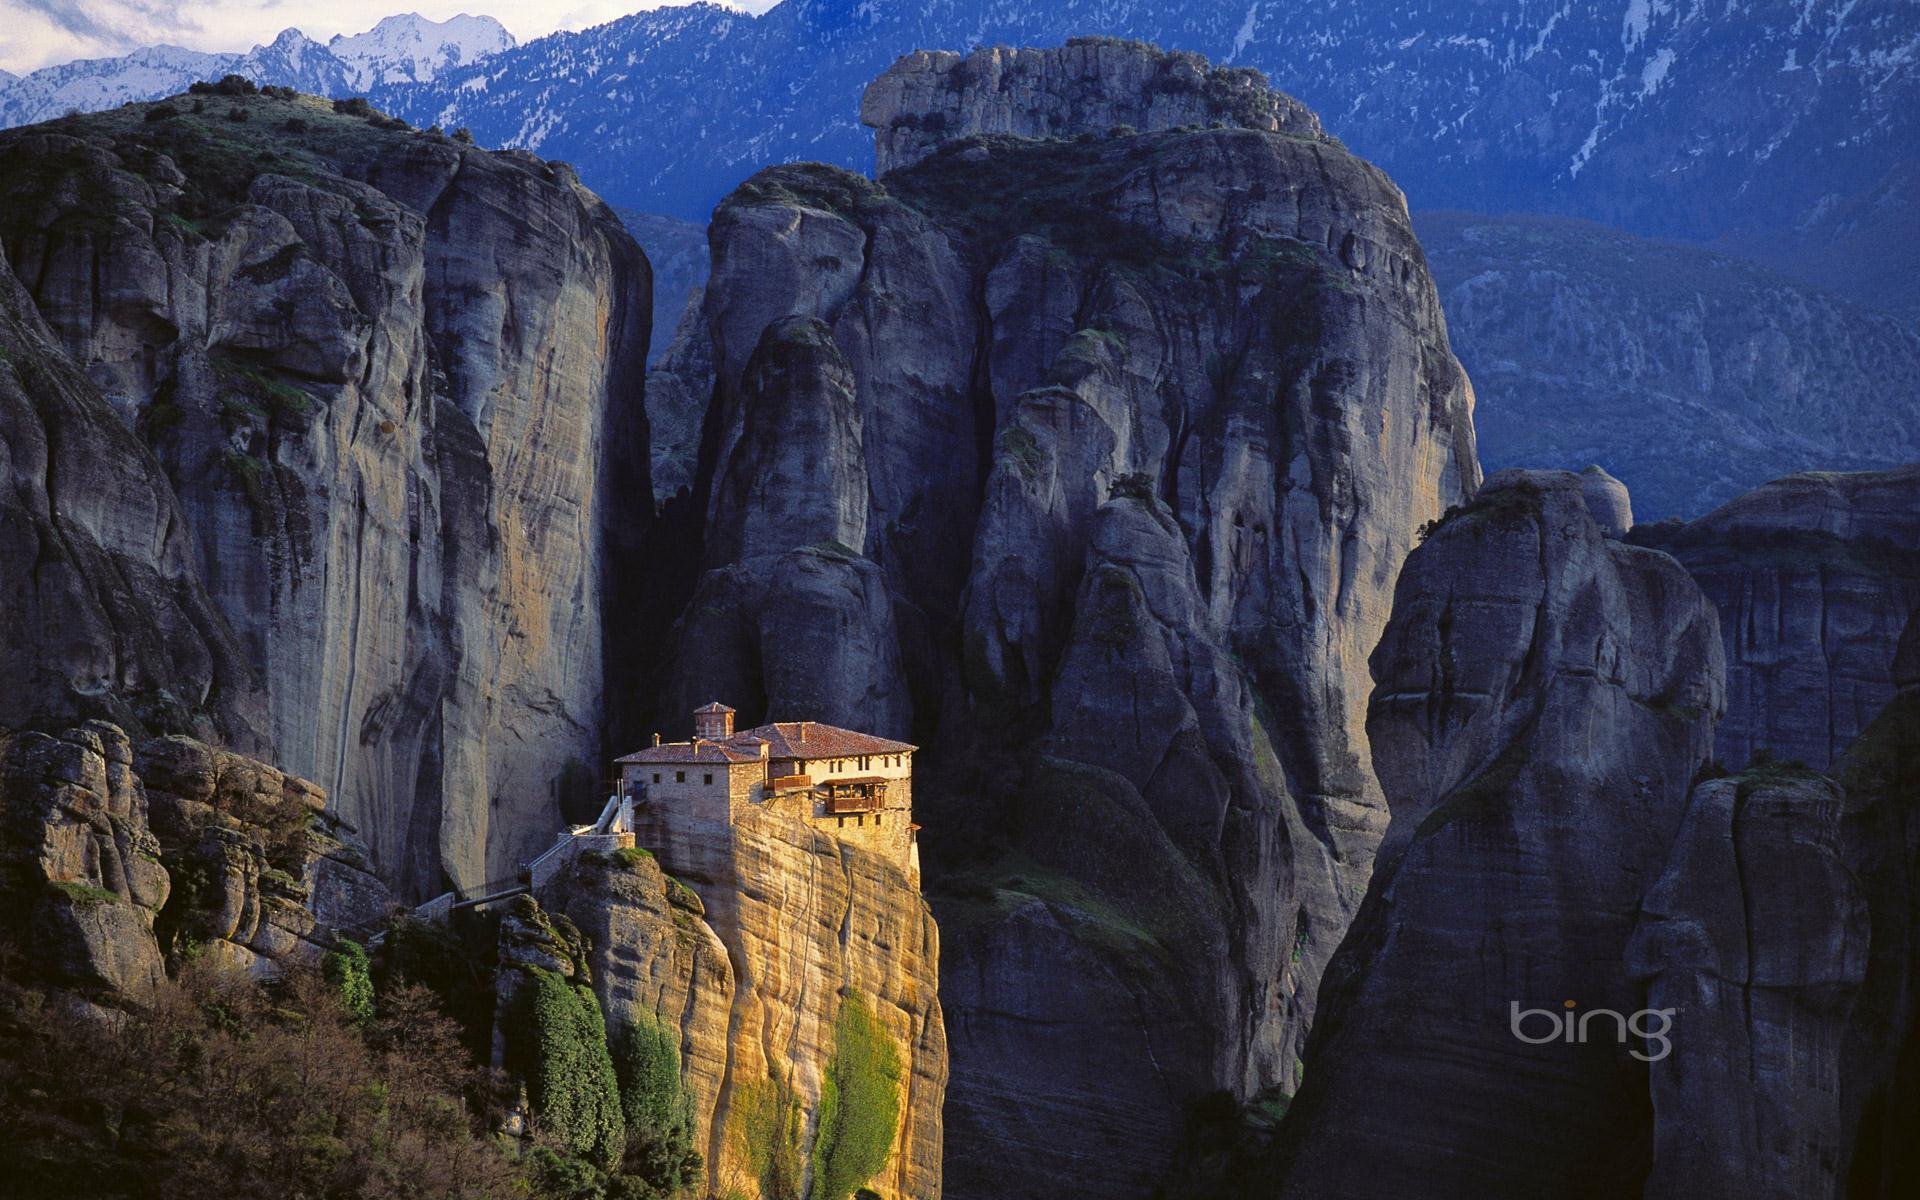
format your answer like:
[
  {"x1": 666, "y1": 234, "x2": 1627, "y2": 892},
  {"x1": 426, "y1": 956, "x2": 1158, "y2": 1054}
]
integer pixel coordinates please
[
  {"x1": 703, "y1": 773, "x2": 713, "y2": 785},
  {"x1": 859, "y1": 755, "x2": 869, "y2": 770},
  {"x1": 675, "y1": 771, "x2": 686, "y2": 783},
  {"x1": 652, "y1": 773, "x2": 661, "y2": 784}
]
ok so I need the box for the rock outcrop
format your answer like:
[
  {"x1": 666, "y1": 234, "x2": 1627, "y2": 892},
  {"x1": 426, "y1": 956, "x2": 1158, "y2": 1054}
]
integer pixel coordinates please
[
  {"x1": 1269, "y1": 470, "x2": 1919, "y2": 1199},
  {"x1": 636, "y1": 42, "x2": 1477, "y2": 1198},
  {"x1": 1579, "y1": 464, "x2": 1632, "y2": 535},
  {"x1": 527, "y1": 804, "x2": 945, "y2": 1199},
  {"x1": 0, "y1": 92, "x2": 652, "y2": 898},
  {"x1": 0, "y1": 720, "x2": 390, "y2": 1015},
  {"x1": 862, "y1": 39, "x2": 1324, "y2": 176},
  {"x1": 1629, "y1": 466, "x2": 1920, "y2": 773}
]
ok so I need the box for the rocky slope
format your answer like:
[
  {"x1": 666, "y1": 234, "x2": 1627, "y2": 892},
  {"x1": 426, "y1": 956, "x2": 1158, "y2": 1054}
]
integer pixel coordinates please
[
  {"x1": 636, "y1": 41, "x2": 1477, "y2": 1198},
  {"x1": 1629, "y1": 466, "x2": 1920, "y2": 773},
  {"x1": 1418, "y1": 211, "x2": 1920, "y2": 521},
  {"x1": 0, "y1": 719, "x2": 390, "y2": 1017},
  {"x1": 1266, "y1": 470, "x2": 1919, "y2": 1198},
  {"x1": 509, "y1": 802, "x2": 946, "y2": 1199},
  {"x1": 0, "y1": 91, "x2": 652, "y2": 900}
]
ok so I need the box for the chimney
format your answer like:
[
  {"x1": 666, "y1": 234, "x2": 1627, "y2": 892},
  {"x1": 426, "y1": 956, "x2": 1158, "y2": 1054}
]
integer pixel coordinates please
[
  {"x1": 799, "y1": 721, "x2": 810, "y2": 741},
  {"x1": 652, "y1": 733, "x2": 662, "y2": 747}
]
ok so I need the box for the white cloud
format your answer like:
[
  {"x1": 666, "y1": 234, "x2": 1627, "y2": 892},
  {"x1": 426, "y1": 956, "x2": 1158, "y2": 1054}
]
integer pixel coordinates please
[{"x1": 0, "y1": 0, "x2": 780, "y2": 74}]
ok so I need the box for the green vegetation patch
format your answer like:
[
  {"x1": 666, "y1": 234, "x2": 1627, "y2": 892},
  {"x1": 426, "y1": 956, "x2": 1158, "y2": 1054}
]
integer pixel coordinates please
[
  {"x1": 723, "y1": 161, "x2": 886, "y2": 219},
  {"x1": 48, "y1": 880, "x2": 122, "y2": 907},
  {"x1": 614, "y1": 1013, "x2": 703, "y2": 1195},
  {"x1": 511, "y1": 967, "x2": 626, "y2": 1168},
  {"x1": 811, "y1": 992, "x2": 903, "y2": 1200},
  {"x1": 321, "y1": 938, "x2": 374, "y2": 1026},
  {"x1": 994, "y1": 424, "x2": 1045, "y2": 481},
  {"x1": 609, "y1": 845, "x2": 653, "y2": 869},
  {"x1": 213, "y1": 354, "x2": 315, "y2": 421},
  {"x1": 728, "y1": 1074, "x2": 803, "y2": 1200}
]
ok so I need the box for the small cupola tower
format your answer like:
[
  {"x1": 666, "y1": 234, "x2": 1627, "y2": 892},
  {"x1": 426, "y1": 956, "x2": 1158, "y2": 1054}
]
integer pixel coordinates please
[{"x1": 693, "y1": 701, "x2": 736, "y2": 740}]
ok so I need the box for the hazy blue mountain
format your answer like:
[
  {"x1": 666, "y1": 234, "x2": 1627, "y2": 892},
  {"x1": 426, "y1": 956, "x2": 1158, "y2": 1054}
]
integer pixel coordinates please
[
  {"x1": 1420, "y1": 210, "x2": 1920, "y2": 518},
  {"x1": 383, "y1": 0, "x2": 1918, "y2": 257}
]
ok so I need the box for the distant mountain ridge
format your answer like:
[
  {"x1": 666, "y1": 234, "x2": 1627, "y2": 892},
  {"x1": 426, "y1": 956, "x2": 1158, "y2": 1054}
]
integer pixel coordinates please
[
  {"x1": 0, "y1": 13, "x2": 512, "y2": 128},
  {"x1": 369, "y1": 1, "x2": 1917, "y2": 269},
  {"x1": 5, "y1": 1, "x2": 1915, "y2": 315}
]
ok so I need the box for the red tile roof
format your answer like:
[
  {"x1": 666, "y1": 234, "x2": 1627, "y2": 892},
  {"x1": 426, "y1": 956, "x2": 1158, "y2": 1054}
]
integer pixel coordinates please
[
  {"x1": 615, "y1": 720, "x2": 913, "y2": 766},
  {"x1": 616, "y1": 737, "x2": 765, "y2": 765},
  {"x1": 740, "y1": 721, "x2": 915, "y2": 759}
]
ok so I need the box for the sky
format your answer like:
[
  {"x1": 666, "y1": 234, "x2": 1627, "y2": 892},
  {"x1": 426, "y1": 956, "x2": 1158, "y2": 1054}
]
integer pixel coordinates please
[{"x1": 0, "y1": 0, "x2": 780, "y2": 74}]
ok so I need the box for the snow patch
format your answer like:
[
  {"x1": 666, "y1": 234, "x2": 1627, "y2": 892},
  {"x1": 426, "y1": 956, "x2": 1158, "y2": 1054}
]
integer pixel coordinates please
[
  {"x1": 1226, "y1": 4, "x2": 1261, "y2": 65},
  {"x1": 1622, "y1": 0, "x2": 1652, "y2": 50},
  {"x1": 1640, "y1": 47, "x2": 1675, "y2": 95}
]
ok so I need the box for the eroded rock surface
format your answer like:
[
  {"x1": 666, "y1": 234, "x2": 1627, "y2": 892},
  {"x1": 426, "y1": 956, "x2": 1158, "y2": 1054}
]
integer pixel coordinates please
[
  {"x1": 863, "y1": 39, "x2": 1324, "y2": 175},
  {"x1": 1270, "y1": 470, "x2": 1919, "y2": 1199},
  {"x1": 0, "y1": 720, "x2": 390, "y2": 1014},
  {"x1": 536, "y1": 805, "x2": 945, "y2": 1200},
  {"x1": 1630, "y1": 465, "x2": 1920, "y2": 773},
  {"x1": 0, "y1": 93, "x2": 651, "y2": 898}
]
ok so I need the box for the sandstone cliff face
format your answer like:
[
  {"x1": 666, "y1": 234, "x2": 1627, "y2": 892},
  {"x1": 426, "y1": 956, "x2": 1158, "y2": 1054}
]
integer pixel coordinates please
[
  {"x1": 0, "y1": 93, "x2": 651, "y2": 898},
  {"x1": 1271, "y1": 470, "x2": 1919, "y2": 1199},
  {"x1": 530, "y1": 805, "x2": 946, "y2": 1199},
  {"x1": 1630, "y1": 466, "x2": 1920, "y2": 773},
  {"x1": 0, "y1": 239, "x2": 265, "y2": 748},
  {"x1": 638, "y1": 42, "x2": 1476, "y2": 1198},
  {"x1": 0, "y1": 720, "x2": 390, "y2": 1016}
]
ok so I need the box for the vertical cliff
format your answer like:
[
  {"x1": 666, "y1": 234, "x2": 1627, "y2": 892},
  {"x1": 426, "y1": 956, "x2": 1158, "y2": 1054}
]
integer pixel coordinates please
[
  {"x1": 1270, "y1": 470, "x2": 1919, "y2": 1199},
  {"x1": 0, "y1": 235, "x2": 266, "y2": 749},
  {"x1": 1630, "y1": 466, "x2": 1920, "y2": 773},
  {"x1": 517, "y1": 803, "x2": 946, "y2": 1200},
  {"x1": 0, "y1": 92, "x2": 651, "y2": 898},
  {"x1": 638, "y1": 41, "x2": 1477, "y2": 1197}
]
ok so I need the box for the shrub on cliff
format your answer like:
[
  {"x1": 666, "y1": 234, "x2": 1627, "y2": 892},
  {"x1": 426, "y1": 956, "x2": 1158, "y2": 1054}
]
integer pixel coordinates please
[
  {"x1": 615, "y1": 1015, "x2": 703, "y2": 1195},
  {"x1": 810, "y1": 992, "x2": 902, "y2": 1200},
  {"x1": 514, "y1": 967, "x2": 626, "y2": 1168},
  {"x1": 323, "y1": 938, "x2": 375, "y2": 1025}
]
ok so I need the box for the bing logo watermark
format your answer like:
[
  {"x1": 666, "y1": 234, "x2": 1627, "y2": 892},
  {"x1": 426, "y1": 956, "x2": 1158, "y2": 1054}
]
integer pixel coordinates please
[{"x1": 1510, "y1": 999, "x2": 1674, "y2": 1062}]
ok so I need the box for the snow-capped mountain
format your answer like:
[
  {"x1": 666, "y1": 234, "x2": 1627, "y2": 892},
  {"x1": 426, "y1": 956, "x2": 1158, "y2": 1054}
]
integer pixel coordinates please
[
  {"x1": 0, "y1": 44, "x2": 236, "y2": 127},
  {"x1": 0, "y1": 14, "x2": 511, "y2": 128},
  {"x1": 383, "y1": 0, "x2": 1917, "y2": 267},
  {"x1": 329, "y1": 13, "x2": 516, "y2": 89}
]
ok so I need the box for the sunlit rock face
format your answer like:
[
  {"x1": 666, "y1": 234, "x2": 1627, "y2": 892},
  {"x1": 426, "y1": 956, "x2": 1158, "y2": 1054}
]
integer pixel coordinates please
[
  {"x1": 0, "y1": 94, "x2": 652, "y2": 899},
  {"x1": 539, "y1": 805, "x2": 946, "y2": 1200},
  {"x1": 638, "y1": 40, "x2": 1477, "y2": 1198}
]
